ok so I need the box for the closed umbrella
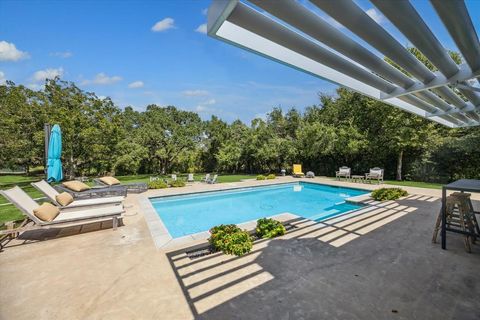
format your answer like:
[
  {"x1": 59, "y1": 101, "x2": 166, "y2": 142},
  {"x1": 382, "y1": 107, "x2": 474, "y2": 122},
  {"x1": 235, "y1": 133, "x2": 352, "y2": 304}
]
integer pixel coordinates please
[{"x1": 47, "y1": 124, "x2": 63, "y2": 182}]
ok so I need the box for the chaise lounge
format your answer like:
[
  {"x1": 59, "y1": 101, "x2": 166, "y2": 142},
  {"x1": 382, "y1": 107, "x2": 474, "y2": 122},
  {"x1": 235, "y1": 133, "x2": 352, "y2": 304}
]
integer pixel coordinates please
[
  {"x1": 31, "y1": 180, "x2": 124, "y2": 212},
  {"x1": 0, "y1": 186, "x2": 124, "y2": 237},
  {"x1": 93, "y1": 176, "x2": 147, "y2": 194},
  {"x1": 56, "y1": 180, "x2": 127, "y2": 199},
  {"x1": 293, "y1": 164, "x2": 305, "y2": 178}
]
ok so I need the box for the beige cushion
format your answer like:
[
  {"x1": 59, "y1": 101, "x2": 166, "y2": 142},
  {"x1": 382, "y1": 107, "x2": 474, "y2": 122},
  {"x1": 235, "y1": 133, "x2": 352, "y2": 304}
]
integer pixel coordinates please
[
  {"x1": 62, "y1": 181, "x2": 91, "y2": 192},
  {"x1": 55, "y1": 192, "x2": 74, "y2": 206},
  {"x1": 33, "y1": 203, "x2": 60, "y2": 222},
  {"x1": 99, "y1": 176, "x2": 121, "y2": 186}
]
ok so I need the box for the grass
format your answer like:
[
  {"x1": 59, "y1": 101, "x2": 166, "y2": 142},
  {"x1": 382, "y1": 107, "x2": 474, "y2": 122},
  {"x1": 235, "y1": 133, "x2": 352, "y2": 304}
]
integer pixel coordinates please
[
  {"x1": 0, "y1": 173, "x2": 257, "y2": 224},
  {"x1": 383, "y1": 180, "x2": 442, "y2": 189}
]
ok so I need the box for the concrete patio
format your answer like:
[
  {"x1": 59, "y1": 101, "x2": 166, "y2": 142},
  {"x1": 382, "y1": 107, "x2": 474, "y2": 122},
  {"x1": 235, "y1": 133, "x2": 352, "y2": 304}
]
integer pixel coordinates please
[{"x1": 1, "y1": 177, "x2": 479, "y2": 319}]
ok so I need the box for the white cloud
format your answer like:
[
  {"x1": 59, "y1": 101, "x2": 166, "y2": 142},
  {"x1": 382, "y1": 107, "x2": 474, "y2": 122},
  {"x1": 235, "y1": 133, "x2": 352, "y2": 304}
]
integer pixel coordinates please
[
  {"x1": 128, "y1": 81, "x2": 144, "y2": 89},
  {"x1": 151, "y1": 18, "x2": 175, "y2": 32},
  {"x1": 202, "y1": 8, "x2": 208, "y2": 15},
  {"x1": 27, "y1": 83, "x2": 43, "y2": 90},
  {"x1": 366, "y1": 8, "x2": 386, "y2": 24},
  {"x1": 195, "y1": 23, "x2": 207, "y2": 34},
  {"x1": 32, "y1": 67, "x2": 64, "y2": 82},
  {"x1": 0, "y1": 41, "x2": 29, "y2": 61},
  {"x1": 50, "y1": 51, "x2": 73, "y2": 58},
  {"x1": 196, "y1": 98, "x2": 216, "y2": 112},
  {"x1": 0, "y1": 71, "x2": 6, "y2": 85},
  {"x1": 81, "y1": 73, "x2": 122, "y2": 85},
  {"x1": 183, "y1": 89, "x2": 209, "y2": 97}
]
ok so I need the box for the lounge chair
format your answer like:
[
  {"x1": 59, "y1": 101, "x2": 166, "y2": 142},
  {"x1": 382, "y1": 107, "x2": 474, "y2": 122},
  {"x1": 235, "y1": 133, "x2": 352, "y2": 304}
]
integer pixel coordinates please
[
  {"x1": 365, "y1": 167, "x2": 384, "y2": 184},
  {"x1": 56, "y1": 182, "x2": 127, "y2": 199},
  {"x1": 187, "y1": 173, "x2": 195, "y2": 182},
  {"x1": 201, "y1": 173, "x2": 211, "y2": 183},
  {"x1": 0, "y1": 186, "x2": 124, "y2": 236},
  {"x1": 32, "y1": 180, "x2": 124, "y2": 212},
  {"x1": 207, "y1": 174, "x2": 218, "y2": 184},
  {"x1": 171, "y1": 174, "x2": 177, "y2": 181},
  {"x1": 293, "y1": 164, "x2": 305, "y2": 177},
  {"x1": 336, "y1": 166, "x2": 351, "y2": 180},
  {"x1": 93, "y1": 176, "x2": 147, "y2": 194}
]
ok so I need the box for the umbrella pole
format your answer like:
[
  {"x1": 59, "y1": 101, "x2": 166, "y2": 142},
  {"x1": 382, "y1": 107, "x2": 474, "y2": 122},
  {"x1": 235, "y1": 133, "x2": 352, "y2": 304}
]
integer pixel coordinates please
[{"x1": 44, "y1": 123, "x2": 51, "y2": 180}]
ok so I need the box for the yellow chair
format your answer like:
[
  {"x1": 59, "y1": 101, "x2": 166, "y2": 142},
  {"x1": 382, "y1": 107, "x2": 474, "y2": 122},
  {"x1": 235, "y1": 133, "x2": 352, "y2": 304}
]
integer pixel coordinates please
[{"x1": 293, "y1": 164, "x2": 305, "y2": 177}]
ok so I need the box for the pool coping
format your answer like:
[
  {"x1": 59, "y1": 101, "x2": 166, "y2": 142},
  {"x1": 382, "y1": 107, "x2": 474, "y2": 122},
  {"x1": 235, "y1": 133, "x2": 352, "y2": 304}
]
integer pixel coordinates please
[{"x1": 139, "y1": 180, "x2": 372, "y2": 250}]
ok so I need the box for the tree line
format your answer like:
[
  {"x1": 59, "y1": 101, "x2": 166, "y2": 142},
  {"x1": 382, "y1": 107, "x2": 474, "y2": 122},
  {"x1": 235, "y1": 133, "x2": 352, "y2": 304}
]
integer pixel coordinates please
[{"x1": 0, "y1": 78, "x2": 479, "y2": 182}]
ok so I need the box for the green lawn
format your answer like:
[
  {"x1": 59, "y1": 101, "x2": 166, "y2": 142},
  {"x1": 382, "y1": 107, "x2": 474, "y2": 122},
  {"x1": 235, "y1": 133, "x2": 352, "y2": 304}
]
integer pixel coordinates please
[
  {"x1": 0, "y1": 173, "x2": 257, "y2": 224},
  {"x1": 383, "y1": 180, "x2": 442, "y2": 189}
]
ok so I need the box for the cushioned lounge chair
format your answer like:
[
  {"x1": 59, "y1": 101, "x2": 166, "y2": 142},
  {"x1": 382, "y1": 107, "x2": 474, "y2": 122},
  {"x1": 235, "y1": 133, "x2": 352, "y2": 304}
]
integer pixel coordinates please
[
  {"x1": 93, "y1": 176, "x2": 147, "y2": 194},
  {"x1": 0, "y1": 186, "x2": 124, "y2": 235},
  {"x1": 31, "y1": 180, "x2": 124, "y2": 212},
  {"x1": 55, "y1": 183, "x2": 127, "y2": 199},
  {"x1": 293, "y1": 164, "x2": 305, "y2": 177},
  {"x1": 336, "y1": 166, "x2": 351, "y2": 180}
]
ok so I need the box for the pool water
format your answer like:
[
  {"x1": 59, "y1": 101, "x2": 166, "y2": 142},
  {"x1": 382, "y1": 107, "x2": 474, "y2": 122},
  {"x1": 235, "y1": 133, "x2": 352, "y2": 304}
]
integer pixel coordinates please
[{"x1": 150, "y1": 182, "x2": 368, "y2": 238}]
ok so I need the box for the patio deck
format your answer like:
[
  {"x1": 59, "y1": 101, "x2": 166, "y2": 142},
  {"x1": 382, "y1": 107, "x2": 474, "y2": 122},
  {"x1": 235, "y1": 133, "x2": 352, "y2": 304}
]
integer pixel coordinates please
[{"x1": 1, "y1": 177, "x2": 479, "y2": 319}]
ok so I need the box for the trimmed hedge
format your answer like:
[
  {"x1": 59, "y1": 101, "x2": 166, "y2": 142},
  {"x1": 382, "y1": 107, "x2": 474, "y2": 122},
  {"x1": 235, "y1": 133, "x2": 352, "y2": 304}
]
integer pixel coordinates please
[
  {"x1": 209, "y1": 224, "x2": 253, "y2": 256},
  {"x1": 256, "y1": 218, "x2": 286, "y2": 238},
  {"x1": 371, "y1": 187, "x2": 408, "y2": 201},
  {"x1": 170, "y1": 180, "x2": 186, "y2": 187},
  {"x1": 256, "y1": 175, "x2": 266, "y2": 180},
  {"x1": 266, "y1": 174, "x2": 276, "y2": 180},
  {"x1": 148, "y1": 180, "x2": 168, "y2": 189}
]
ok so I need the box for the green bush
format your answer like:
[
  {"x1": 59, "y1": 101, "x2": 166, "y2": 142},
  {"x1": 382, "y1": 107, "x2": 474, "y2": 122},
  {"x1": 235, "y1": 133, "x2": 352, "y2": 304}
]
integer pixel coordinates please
[
  {"x1": 266, "y1": 174, "x2": 276, "y2": 180},
  {"x1": 148, "y1": 180, "x2": 168, "y2": 189},
  {"x1": 256, "y1": 174, "x2": 266, "y2": 180},
  {"x1": 371, "y1": 188, "x2": 408, "y2": 201},
  {"x1": 256, "y1": 218, "x2": 286, "y2": 238},
  {"x1": 170, "y1": 180, "x2": 186, "y2": 187},
  {"x1": 209, "y1": 224, "x2": 253, "y2": 256}
]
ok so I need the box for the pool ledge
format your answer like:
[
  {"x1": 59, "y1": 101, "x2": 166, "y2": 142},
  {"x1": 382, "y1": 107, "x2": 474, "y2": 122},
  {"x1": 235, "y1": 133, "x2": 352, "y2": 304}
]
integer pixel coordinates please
[
  {"x1": 345, "y1": 193, "x2": 372, "y2": 204},
  {"x1": 139, "y1": 194, "x2": 301, "y2": 251}
]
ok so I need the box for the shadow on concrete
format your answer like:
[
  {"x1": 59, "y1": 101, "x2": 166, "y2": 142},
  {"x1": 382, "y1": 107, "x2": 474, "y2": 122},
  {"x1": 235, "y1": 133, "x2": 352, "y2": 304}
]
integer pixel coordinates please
[{"x1": 166, "y1": 197, "x2": 480, "y2": 320}]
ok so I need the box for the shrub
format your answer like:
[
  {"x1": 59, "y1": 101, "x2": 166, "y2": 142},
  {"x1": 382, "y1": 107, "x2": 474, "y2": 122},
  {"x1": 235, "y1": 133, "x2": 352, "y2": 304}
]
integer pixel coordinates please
[
  {"x1": 209, "y1": 224, "x2": 253, "y2": 256},
  {"x1": 256, "y1": 174, "x2": 266, "y2": 180},
  {"x1": 256, "y1": 218, "x2": 286, "y2": 238},
  {"x1": 148, "y1": 180, "x2": 168, "y2": 189},
  {"x1": 170, "y1": 180, "x2": 186, "y2": 187},
  {"x1": 266, "y1": 174, "x2": 276, "y2": 180},
  {"x1": 371, "y1": 188, "x2": 408, "y2": 201}
]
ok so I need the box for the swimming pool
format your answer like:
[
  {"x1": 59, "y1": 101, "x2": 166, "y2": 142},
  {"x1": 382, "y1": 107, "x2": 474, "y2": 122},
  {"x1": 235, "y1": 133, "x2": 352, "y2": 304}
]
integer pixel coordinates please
[{"x1": 150, "y1": 182, "x2": 368, "y2": 238}]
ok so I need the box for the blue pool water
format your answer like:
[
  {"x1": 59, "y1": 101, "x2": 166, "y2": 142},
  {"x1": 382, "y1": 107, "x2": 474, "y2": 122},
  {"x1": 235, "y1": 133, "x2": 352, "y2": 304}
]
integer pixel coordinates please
[{"x1": 150, "y1": 182, "x2": 368, "y2": 238}]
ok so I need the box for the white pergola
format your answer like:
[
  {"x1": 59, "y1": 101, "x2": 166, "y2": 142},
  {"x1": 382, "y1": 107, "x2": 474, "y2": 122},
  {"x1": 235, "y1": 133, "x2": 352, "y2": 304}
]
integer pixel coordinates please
[{"x1": 207, "y1": 0, "x2": 480, "y2": 128}]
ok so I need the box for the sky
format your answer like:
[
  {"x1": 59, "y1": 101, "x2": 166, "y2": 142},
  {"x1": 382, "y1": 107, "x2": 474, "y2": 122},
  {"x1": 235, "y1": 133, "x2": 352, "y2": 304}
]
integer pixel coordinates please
[{"x1": 1, "y1": 0, "x2": 479, "y2": 123}]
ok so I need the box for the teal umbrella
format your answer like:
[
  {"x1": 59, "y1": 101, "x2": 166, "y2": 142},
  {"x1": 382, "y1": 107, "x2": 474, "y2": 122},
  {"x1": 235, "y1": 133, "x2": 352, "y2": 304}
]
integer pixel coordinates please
[{"x1": 47, "y1": 124, "x2": 63, "y2": 182}]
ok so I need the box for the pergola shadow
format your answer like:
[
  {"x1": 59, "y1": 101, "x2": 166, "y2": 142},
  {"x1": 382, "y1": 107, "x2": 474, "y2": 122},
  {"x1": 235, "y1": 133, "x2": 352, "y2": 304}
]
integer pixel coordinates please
[{"x1": 166, "y1": 196, "x2": 480, "y2": 319}]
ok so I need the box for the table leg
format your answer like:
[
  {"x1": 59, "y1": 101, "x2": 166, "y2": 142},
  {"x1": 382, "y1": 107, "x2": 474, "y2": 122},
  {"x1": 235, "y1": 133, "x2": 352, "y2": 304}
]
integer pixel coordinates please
[{"x1": 441, "y1": 187, "x2": 447, "y2": 249}]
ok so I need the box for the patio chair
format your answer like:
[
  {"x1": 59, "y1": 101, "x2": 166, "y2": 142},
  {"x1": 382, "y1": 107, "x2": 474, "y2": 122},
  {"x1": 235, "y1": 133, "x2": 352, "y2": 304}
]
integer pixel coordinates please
[
  {"x1": 31, "y1": 180, "x2": 124, "y2": 212},
  {"x1": 171, "y1": 174, "x2": 177, "y2": 181},
  {"x1": 335, "y1": 166, "x2": 351, "y2": 180},
  {"x1": 93, "y1": 176, "x2": 147, "y2": 194},
  {"x1": 365, "y1": 167, "x2": 384, "y2": 184},
  {"x1": 207, "y1": 174, "x2": 218, "y2": 184},
  {"x1": 187, "y1": 173, "x2": 195, "y2": 182},
  {"x1": 0, "y1": 186, "x2": 124, "y2": 236},
  {"x1": 201, "y1": 173, "x2": 211, "y2": 183},
  {"x1": 55, "y1": 181, "x2": 127, "y2": 199},
  {"x1": 293, "y1": 164, "x2": 305, "y2": 177}
]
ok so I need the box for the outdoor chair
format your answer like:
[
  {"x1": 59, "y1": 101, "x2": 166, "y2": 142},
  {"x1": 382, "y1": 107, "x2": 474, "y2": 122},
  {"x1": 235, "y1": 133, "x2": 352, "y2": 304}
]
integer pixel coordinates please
[
  {"x1": 365, "y1": 167, "x2": 384, "y2": 184},
  {"x1": 93, "y1": 176, "x2": 147, "y2": 194},
  {"x1": 171, "y1": 174, "x2": 177, "y2": 181},
  {"x1": 335, "y1": 166, "x2": 351, "y2": 180},
  {"x1": 187, "y1": 173, "x2": 195, "y2": 182},
  {"x1": 55, "y1": 181, "x2": 127, "y2": 199},
  {"x1": 201, "y1": 173, "x2": 211, "y2": 183},
  {"x1": 32, "y1": 180, "x2": 124, "y2": 212},
  {"x1": 0, "y1": 186, "x2": 124, "y2": 237},
  {"x1": 293, "y1": 164, "x2": 305, "y2": 177},
  {"x1": 207, "y1": 174, "x2": 218, "y2": 184}
]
